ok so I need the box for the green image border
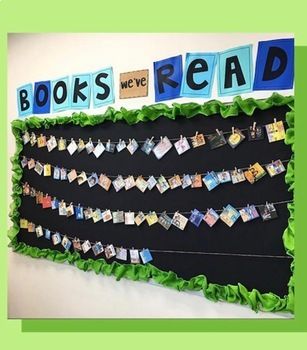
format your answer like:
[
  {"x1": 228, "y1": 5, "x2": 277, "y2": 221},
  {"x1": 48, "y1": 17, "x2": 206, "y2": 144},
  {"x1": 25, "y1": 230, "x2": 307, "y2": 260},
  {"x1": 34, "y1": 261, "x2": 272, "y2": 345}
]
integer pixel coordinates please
[
  {"x1": 9, "y1": 93, "x2": 294, "y2": 315},
  {"x1": 2, "y1": 0, "x2": 307, "y2": 335}
]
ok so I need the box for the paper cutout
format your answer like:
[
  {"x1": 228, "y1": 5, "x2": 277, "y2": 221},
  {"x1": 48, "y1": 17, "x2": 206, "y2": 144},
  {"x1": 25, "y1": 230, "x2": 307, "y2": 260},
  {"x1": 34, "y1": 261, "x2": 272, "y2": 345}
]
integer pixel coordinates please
[
  {"x1": 140, "y1": 249, "x2": 153, "y2": 264},
  {"x1": 217, "y1": 45, "x2": 252, "y2": 96},
  {"x1": 258, "y1": 203, "x2": 278, "y2": 221},
  {"x1": 181, "y1": 53, "x2": 217, "y2": 98},
  {"x1": 154, "y1": 55, "x2": 182, "y2": 102},
  {"x1": 239, "y1": 205, "x2": 259, "y2": 223},
  {"x1": 220, "y1": 205, "x2": 240, "y2": 227},
  {"x1": 92, "y1": 242, "x2": 104, "y2": 256},
  {"x1": 253, "y1": 38, "x2": 294, "y2": 90},
  {"x1": 204, "y1": 208, "x2": 219, "y2": 227},
  {"x1": 17, "y1": 83, "x2": 33, "y2": 117},
  {"x1": 92, "y1": 67, "x2": 114, "y2": 107},
  {"x1": 62, "y1": 236, "x2": 72, "y2": 251},
  {"x1": 51, "y1": 76, "x2": 70, "y2": 112},
  {"x1": 33, "y1": 81, "x2": 51, "y2": 114},
  {"x1": 120, "y1": 69, "x2": 148, "y2": 99},
  {"x1": 71, "y1": 74, "x2": 91, "y2": 109}
]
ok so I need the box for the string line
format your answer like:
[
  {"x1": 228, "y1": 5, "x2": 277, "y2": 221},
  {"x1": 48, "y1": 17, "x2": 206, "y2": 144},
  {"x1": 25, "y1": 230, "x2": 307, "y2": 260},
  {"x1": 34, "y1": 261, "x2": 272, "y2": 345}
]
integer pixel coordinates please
[
  {"x1": 23, "y1": 120, "x2": 286, "y2": 145},
  {"x1": 22, "y1": 181, "x2": 293, "y2": 215},
  {"x1": 20, "y1": 219, "x2": 292, "y2": 260},
  {"x1": 22, "y1": 156, "x2": 291, "y2": 179}
]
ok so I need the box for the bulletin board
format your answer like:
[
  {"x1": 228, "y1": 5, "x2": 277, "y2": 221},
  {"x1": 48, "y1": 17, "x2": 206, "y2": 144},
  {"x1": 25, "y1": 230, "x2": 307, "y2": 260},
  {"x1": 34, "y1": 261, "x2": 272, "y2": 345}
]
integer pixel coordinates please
[{"x1": 9, "y1": 93, "x2": 294, "y2": 313}]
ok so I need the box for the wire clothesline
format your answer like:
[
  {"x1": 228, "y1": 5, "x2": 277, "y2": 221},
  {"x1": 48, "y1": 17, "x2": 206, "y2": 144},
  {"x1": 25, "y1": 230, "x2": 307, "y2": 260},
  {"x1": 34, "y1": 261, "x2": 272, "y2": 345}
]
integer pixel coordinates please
[
  {"x1": 20, "y1": 219, "x2": 292, "y2": 260},
  {"x1": 22, "y1": 156, "x2": 291, "y2": 179},
  {"x1": 22, "y1": 181, "x2": 293, "y2": 215},
  {"x1": 24, "y1": 120, "x2": 287, "y2": 145}
]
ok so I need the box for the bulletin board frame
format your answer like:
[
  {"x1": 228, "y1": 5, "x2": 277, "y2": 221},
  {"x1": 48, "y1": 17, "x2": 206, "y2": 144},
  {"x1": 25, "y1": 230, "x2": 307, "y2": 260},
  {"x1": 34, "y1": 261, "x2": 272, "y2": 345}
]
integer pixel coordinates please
[{"x1": 8, "y1": 92, "x2": 294, "y2": 313}]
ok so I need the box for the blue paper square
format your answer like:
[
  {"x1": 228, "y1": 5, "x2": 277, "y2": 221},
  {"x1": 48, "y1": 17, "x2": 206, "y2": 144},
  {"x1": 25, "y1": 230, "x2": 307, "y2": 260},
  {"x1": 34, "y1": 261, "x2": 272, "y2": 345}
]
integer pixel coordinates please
[
  {"x1": 92, "y1": 67, "x2": 114, "y2": 108},
  {"x1": 217, "y1": 45, "x2": 252, "y2": 96},
  {"x1": 51, "y1": 198, "x2": 59, "y2": 209},
  {"x1": 189, "y1": 209, "x2": 205, "y2": 227},
  {"x1": 51, "y1": 76, "x2": 71, "y2": 112},
  {"x1": 75, "y1": 206, "x2": 84, "y2": 220},
  {"x1": 44, "y1": 229, "x2": 51, "y2": 240},
  {"x1": 33, "y1": 81, "x2": 51, "y2": 114},
  {"x1": 203, "y1": 171, "x2": 220, "y2": 191},
  {"x1": 71, "y1": 74, "x2": 91, "y2": 109},
  {"x1": 253, "y1": 38, "x2": 294, "y2": 90},
  {"x1": 154, "y1": 55, "x2": 182, "y2": 102},
  {"x1": 17, "y1": 83, "x2": 33, "y2": 117},
  {"x1": 140, "y1": 249, "x2": 153, "y2": 264},
  {"x1": 181, "y1": 53, "x2": 217, "y2": 98}
]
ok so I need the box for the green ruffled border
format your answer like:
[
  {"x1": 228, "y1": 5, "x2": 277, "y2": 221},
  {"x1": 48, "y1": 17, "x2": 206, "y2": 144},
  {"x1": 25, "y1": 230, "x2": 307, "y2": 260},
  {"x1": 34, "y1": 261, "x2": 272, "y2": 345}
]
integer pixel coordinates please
[{"x1": 8, "y1": 92, "x2": 294, "y2": 313}]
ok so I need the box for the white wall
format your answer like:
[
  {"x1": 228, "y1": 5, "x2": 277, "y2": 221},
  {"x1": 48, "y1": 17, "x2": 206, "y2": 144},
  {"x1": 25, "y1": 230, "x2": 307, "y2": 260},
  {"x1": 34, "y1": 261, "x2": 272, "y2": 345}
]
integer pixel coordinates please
[{"x1": 7, "y1": 33, "x2": 294, "y2": 318}]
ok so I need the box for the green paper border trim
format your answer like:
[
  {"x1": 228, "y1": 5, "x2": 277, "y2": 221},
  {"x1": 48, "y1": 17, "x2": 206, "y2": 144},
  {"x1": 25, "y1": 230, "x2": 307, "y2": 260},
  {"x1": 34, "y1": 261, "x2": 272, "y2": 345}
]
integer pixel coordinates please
[{"x1": 8, "y1": 92, "x2": 294, "y2": 313}]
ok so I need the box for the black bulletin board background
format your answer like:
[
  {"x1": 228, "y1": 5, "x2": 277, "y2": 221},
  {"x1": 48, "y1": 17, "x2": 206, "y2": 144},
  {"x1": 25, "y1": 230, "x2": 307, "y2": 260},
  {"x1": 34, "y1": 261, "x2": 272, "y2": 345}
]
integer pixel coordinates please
[{"x1": 17, "y1": 105, "x2": 293, "y2": 297}]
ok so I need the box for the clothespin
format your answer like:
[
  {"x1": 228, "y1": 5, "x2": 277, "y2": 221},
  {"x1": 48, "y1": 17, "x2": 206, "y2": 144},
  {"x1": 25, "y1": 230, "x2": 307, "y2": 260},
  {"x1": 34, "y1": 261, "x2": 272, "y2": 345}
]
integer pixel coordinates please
[
  {"x1": 150, "y1": 136, "x2": 154, "y2": 142},
  {"x1": 129, "y1": 138, "x2": 132, "y2": 145},
  {"x1": 180, "y1": 134, "x2": 183, "y2": 141},
  {"x1": 252, "y1": 122, "x2": 256, "y2": 131},
  {"x1": 216, "y1": 129, "x2": 221, "y2": 135},
  {"x1": 195, "y1": 131, "x2": 199, "y2": 137},
  {"x1": 160, "y1": 136, "x2": 163, "y2": 142},
  {"x1": 232, "y1": 127, "x2": 235, "y2": 134}
]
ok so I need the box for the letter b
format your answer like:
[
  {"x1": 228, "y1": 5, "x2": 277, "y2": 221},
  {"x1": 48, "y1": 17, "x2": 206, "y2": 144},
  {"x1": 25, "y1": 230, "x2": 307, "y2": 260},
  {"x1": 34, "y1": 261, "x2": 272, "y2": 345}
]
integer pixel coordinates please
[{"x1": 17, "y1": 84, "x2": 33, "y2": 117}]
